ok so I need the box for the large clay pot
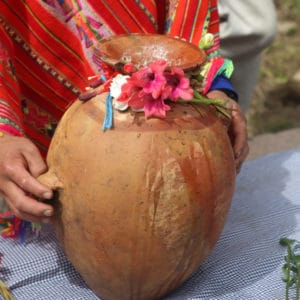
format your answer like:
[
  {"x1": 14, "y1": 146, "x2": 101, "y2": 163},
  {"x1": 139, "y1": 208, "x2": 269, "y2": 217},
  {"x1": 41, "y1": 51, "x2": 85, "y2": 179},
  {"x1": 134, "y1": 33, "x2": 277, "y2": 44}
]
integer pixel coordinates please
[{"x1": 38, "y1": 34, "x2": 236, "y2": 300}]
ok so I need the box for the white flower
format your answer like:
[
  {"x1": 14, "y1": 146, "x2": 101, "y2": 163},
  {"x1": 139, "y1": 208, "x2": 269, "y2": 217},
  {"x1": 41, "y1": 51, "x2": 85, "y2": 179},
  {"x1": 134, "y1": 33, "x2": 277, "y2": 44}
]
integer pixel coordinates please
[
  {"x1": 110, "y1": 74, "x2": 129, "y2": 99},
  {"x1": 114, "y1": 99, "x2": 129, "y2": 111},
  {"x1": 110, "y1": 74, "x2": 130, "y2": 111}
]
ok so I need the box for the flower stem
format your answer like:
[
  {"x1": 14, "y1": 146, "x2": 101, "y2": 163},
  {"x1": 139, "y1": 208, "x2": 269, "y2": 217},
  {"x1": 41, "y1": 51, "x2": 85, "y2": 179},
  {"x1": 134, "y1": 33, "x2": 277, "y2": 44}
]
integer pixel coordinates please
[{"x1": 178, "y1": 90, "x2": 231, "y2": 119}]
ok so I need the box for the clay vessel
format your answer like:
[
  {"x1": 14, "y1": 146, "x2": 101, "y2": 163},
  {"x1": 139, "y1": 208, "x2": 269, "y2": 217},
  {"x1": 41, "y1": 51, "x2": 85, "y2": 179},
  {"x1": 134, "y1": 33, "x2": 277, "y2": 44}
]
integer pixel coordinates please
[
  {"x1": 95, "y1": 33, "x2": 206, "y2": 71},
  {"x1": 38, "y1": 34, "x2": 236, "y2": 300}
]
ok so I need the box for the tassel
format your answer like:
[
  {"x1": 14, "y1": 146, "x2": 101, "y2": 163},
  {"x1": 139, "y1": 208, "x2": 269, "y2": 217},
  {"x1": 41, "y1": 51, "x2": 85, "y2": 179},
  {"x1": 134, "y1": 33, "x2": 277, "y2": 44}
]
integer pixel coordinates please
[
  {"x1": 0, "y1": 255, "x2": 14, "y2": 300},
  {"x1": 0, "y1": 280, "x2": 15, "y2": 300},
  {"x1": 18, "y1": 221, "x2": 30, "y2": 244},
  {"x1": 201, "y1": 58, "x2": 234, "y2": 94},
  {"x1": 102, "y1": 92, "x2": 113, "y2": 131},
  {"x1": 0, "y1": 212, "x2": 19, "y2": 238},
  {"x1": 0, "y1": 212, "x2": 41, "y2": 241},
  {"x1": 201, "y1": 57, "x2": 224, "y2": 94},
  {"x1": 216, "y1": 59, "x2": 234, "y2": 78}
]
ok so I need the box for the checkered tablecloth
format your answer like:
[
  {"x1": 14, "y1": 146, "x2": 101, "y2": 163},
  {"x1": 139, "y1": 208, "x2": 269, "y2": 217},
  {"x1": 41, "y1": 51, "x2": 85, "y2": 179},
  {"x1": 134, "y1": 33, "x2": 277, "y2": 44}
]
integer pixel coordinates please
[{"x1": 1, "y1": 148, "x2": 300, "y2": 300}]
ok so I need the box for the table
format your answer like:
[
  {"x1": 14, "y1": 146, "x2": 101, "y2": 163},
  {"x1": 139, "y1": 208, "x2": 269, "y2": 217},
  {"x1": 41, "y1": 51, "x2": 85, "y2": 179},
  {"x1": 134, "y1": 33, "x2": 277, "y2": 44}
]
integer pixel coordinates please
[{"x1": 1, "y1": 148, "x2": 300, "y2": 300}]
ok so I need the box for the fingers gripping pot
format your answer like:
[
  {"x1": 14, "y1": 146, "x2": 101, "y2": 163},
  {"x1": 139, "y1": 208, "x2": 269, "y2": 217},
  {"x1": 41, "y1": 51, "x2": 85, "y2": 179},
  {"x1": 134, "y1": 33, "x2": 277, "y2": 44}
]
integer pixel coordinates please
[{"x1": 38, "y1": 35, "x2": 236, "y2": 300}]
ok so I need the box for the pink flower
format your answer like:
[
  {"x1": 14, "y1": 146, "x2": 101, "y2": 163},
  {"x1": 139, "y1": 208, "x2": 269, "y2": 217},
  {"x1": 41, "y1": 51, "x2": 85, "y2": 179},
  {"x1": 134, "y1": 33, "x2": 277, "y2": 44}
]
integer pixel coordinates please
[
  {"x1": 141, "y1": 60, "x2": 167, "y2": 99},
  {"x1": 144, "y1": 97, "x2": 171, "y2": 118},
  {"x1": 164, "y1": 67, "x2": 193, "y2": 101},
  {"x1": 118, "y1": 60, "x2": 169, "y2": 113},
  {"x1": 119, "y1": 89, "x2": 170, "y2": 118},
  {"x1": 116, "y1": 59, "x2": 193, "y2": 118},
  {"x1": 117, "y1": 77, "x2": 140, "y2": 104}
]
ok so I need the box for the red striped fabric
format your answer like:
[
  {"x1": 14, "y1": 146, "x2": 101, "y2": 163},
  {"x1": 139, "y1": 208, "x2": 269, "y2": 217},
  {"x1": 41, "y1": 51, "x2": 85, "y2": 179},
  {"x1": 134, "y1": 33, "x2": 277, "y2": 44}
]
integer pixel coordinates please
[
  {"x1": 88, "y1": 0, "x2": 158, "y2": 34},
  {"x1": 0, "y1": 0, "x2": 219, "y2": 154}
]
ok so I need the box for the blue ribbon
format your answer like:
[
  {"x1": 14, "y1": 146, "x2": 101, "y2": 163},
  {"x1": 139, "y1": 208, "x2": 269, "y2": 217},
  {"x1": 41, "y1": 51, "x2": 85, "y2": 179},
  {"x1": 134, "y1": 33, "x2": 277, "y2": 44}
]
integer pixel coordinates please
[{"x1": 102, "y1": 92, "x2": 113, "y2": 131}]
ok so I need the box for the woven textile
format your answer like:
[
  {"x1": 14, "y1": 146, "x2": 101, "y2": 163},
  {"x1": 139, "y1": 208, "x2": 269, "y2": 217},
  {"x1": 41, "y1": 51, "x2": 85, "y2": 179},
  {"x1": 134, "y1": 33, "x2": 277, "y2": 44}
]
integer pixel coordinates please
[
  {"x1": 0, "y1": 0, "x2": 220, "y2": 156},
  {"x1": 1, "y1": 148, "x2": 300, "y2": 299}
]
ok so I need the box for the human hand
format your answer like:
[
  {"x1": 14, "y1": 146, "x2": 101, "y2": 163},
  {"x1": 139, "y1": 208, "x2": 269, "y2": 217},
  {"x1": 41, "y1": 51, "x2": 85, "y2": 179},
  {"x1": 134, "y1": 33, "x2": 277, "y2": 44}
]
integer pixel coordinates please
[
  {"x1": 206, "y1": 90, "x2": 249, "y2": 173},
  {"x1": 0, "y1": 132, "x2": 54, "y2": 223}
]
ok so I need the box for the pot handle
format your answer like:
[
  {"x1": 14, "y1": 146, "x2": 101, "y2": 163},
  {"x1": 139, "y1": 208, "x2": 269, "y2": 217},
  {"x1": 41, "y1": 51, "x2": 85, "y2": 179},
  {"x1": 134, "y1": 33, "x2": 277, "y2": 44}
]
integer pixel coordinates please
[{"x1": 38, "y1": 170, "x2": 63, "y2": 190}]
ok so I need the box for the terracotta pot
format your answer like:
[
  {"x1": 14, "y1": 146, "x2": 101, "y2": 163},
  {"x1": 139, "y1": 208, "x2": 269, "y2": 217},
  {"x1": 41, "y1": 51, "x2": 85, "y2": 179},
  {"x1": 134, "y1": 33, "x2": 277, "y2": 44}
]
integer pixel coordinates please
[
  {"x1": 38, "y1": 97, "x2": 236, "y2": 300},
  {"x1": 38, "y1": 34, "x2": 236, "y2": 300}
]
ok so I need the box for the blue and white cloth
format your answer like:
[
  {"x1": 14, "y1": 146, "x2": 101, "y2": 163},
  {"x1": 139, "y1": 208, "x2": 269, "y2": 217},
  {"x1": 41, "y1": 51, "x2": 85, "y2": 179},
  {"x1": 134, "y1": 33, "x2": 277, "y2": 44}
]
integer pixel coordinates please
[{"x1": 1, "y1": 148, "x2": 300, "y2": 300}]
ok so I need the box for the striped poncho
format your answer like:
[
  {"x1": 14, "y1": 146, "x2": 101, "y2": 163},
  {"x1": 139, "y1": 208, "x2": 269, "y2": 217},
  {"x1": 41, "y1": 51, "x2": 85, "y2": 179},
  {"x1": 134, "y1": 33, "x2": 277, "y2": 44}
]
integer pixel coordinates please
[{"x1": 0, "y1": 0, "x2": 231, "y2": 156}]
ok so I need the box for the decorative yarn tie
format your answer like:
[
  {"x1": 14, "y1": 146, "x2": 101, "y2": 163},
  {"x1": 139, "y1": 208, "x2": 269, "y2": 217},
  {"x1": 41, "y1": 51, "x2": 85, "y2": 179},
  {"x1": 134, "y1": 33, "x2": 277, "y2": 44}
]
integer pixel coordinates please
[{"x1": 102, "y1": 92, "x2": 113, "y2": 131}]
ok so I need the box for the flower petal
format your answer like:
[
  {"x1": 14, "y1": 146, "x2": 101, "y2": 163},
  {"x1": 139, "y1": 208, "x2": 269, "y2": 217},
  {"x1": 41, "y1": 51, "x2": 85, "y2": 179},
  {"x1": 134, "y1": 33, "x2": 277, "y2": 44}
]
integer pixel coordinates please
[{"x1": 144, "y1": 97, "x2": 170, "y2": 118}]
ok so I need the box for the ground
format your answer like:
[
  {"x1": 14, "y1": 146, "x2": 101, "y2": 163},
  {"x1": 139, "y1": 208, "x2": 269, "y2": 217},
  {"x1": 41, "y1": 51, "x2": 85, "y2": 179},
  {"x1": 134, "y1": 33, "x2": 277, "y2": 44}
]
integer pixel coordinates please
[{"x1": 246, "y1": 0, "x2": 300, "y2": 137}]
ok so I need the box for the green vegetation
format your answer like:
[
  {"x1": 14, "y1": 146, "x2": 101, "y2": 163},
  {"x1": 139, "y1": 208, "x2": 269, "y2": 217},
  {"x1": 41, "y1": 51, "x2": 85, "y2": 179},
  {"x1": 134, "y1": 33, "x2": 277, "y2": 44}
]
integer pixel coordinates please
[{"x1": 280, "y1": 238, "x2": 300, "y2": 300}]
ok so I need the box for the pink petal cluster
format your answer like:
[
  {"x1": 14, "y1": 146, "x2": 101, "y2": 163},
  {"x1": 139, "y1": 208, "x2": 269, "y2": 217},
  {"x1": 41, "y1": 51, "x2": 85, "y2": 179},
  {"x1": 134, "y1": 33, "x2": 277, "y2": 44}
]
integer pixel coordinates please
[{"x1": 117, "y1": 59, "x2": 193, "y2": 118}]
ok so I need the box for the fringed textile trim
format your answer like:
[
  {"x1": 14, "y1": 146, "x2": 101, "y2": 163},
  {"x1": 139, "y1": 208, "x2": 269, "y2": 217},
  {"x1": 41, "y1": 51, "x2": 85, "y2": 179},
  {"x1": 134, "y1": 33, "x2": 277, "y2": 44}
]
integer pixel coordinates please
[
  {"x1": 0, "y1": 211, "x2": 41, "y2": 242},
  {"x1": 0, "y1": 229, "x2": 15, "y2": 300},
  {"x1": 201, "y1": 57, "x2": 234, "y2": 94},
  {"x1": 0, "y1": 279, "x2": 15, "y2": 300},
  {"x1": 0, "y1": 213, "x2": 40, "y2": 299}
]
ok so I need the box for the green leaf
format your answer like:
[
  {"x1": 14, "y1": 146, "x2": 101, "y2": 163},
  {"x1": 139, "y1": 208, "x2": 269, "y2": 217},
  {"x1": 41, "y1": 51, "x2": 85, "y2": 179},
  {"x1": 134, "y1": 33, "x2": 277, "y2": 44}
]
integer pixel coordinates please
[
  {"x1": 294, "y1": 255, "x2": 300, "y2": 264},
  {"x1": 280, "y1": 237, "x2": 295, "y2": 247},
  {"x1": 287, "y1": 278, "x2": 296, "y2": 288}
]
